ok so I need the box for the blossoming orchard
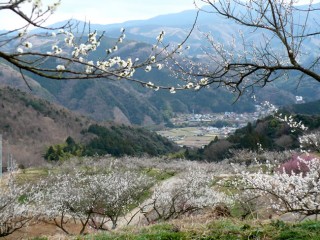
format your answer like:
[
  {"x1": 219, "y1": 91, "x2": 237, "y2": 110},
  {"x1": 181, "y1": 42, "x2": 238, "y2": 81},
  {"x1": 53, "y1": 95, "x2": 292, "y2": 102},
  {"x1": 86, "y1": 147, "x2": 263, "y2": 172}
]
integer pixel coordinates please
[
  {"x1": 1, "y1": 117, "x2": 320, "y2": 236},
  {"x1": 1, "y1": 0, "x2": 320, "y2": 238}
]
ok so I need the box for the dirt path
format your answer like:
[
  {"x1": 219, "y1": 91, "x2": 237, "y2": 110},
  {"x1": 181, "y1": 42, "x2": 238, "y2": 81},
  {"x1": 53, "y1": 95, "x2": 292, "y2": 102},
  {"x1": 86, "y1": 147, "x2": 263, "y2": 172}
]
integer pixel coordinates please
[{"x1": 107, "y1": 175, "x2": 180, "y2": 228}]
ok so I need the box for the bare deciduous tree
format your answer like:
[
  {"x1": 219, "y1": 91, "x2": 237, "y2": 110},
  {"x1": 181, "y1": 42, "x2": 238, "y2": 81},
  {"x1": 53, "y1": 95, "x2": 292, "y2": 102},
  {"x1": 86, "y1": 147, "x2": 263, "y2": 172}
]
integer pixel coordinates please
[{"x1": 187, "y1": 0, "x2": 320, "y2": 96}]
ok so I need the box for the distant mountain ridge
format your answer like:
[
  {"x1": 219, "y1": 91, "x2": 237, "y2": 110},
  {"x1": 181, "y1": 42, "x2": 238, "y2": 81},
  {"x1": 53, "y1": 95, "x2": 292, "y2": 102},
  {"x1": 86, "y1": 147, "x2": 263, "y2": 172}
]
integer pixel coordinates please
[
  {"x1": 44, "y1": 3, "x2": 320, "y2": 46},
  {"x1": 2, "y1": 3, "x2": 320, "y2": 125}
]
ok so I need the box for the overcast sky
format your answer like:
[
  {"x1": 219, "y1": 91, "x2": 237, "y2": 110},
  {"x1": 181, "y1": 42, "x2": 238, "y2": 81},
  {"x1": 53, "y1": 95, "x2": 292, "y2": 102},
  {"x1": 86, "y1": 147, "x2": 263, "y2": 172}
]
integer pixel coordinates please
[
  {"x1": 0, "y1": 0, "x2": 205, "y2": 30},
  {"x1": 0, "y1": 0, "x2": 319, "y2": 30},
  {"x1": 53, "y1": 0, "x2": 205, "y2": 24}
]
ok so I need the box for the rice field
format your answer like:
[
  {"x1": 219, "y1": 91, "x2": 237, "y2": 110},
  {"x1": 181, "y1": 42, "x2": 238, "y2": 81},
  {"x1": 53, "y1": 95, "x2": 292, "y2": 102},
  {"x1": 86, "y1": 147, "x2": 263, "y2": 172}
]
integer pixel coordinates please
[{"x1": 157, "y1": 127, "x2": 219, "y2": 147}]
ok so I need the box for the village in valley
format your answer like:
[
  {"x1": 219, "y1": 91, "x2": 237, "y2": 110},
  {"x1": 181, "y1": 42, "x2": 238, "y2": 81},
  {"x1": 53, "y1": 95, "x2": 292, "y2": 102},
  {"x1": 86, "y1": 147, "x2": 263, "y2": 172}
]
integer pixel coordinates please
[{"x1": 157, "y1": 104, "x2": 278, "y2": 147}]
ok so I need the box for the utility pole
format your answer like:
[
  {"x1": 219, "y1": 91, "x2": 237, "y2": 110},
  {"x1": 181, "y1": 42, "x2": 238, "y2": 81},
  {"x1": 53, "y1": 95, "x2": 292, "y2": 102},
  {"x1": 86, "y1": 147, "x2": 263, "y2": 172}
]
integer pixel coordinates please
[
  {"x1": 6, "y1": 141, "x2": 13, "y2": 172},
  {"x1": 0, "y1": 134, "x2": 2, "y2": 178}
]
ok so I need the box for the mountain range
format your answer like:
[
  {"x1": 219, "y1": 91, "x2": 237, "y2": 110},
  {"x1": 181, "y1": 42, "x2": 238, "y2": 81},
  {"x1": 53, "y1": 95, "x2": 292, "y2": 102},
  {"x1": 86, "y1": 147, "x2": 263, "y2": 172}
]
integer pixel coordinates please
[{"x1": 1, "y1": 4, "x2": 320, "y2": 126}]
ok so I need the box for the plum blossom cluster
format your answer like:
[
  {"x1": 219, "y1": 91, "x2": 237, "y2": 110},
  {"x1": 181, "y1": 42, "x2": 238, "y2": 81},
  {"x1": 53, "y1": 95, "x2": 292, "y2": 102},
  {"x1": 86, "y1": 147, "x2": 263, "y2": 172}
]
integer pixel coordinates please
[
  {"x1": 227, "y1": 106, "x2": 320, "y2": 219},
  {"x1": 17, "y1": 26, "x2": 188, "y2": 92},
  {"x1": 276, "y1": 113, "x2": 308, "y2": 132},
  {"x1": 0, "y1": 157, "x2": 235, "y2": 236},
  {"x1": 299, "y1": 131, "x2": 320, "y2": 153}
]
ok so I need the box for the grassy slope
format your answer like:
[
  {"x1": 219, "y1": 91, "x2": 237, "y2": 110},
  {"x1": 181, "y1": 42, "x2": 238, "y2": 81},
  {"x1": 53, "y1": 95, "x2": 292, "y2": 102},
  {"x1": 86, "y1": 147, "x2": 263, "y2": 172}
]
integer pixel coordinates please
[{"x1": 87, "y1": 219, "x2": 320, "y2": 240}]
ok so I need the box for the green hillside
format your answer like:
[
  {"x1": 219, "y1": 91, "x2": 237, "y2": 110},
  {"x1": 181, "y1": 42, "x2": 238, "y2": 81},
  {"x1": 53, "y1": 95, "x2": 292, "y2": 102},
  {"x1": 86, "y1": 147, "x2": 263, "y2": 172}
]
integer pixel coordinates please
[
  {"x1": 283, "y1": 99, "x2": 320, "y2": 115},
  {"x1": 186, "y1": 114, "x2": 320, "y2": 162}
]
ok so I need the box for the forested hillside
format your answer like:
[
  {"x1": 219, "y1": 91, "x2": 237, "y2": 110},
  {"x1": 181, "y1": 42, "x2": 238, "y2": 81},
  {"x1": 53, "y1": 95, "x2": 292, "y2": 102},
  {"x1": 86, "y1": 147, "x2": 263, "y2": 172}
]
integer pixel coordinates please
[
  {"x1": 283, "y1": 99, "x2": 320, "y2": 115},
  {"x1": 0, "y1": 87, "x2": 89, "y2": 166},
  {"x1": 0, "y1": 87, "x2": 178, "y2": 167},
  {"x1": 186, "y1": 114, "x2": 320, "y2": 161}
]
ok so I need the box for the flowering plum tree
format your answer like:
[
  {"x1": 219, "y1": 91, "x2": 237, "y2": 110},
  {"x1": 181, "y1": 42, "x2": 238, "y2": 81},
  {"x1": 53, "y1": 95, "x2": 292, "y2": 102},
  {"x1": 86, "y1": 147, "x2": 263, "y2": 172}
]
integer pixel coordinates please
[
  {"x1": 230, "y1": 113, "x2": 320, "y2": 220},
  {"x1": 299, "y1": 131, "x2": 320, "y2": 153},
  {"x1": 33, "y1": 170, "x2": 152, "y2": 234},
  {"x1": 236, "y1": 157, "x2": 320, "y2": 218},
  {"x1": 0, "y1": 0, "x2": 199, "y2": 92},
  {"x1": 188, "y1": 0, "x2": 320, "y2": 95},
  {"x1": 0, "y1": 174, "x2": 32, "y2": 237},
  {"x1": 141, "y1": 168, "x2": 232, "y2": 222},
  {"x1": 3, "y1": 0, "x2": 320, "y2": 95}
]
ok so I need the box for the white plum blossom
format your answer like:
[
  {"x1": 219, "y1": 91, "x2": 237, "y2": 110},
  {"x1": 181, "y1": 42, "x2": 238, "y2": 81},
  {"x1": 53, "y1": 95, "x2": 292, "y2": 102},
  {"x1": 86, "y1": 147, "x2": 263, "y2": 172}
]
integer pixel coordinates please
[
  {"x1": 150, "y1": 56, "x2": 156, "y2": 63},
  {"x1": 18, "y1": 30, "x2": 26, "y2": 37},
  {"x1": 146, "y1": 81, "x2": 155, "y2": 88},
  {"x1": 156, "y1": 30, "x2": 165, "y2": 42},
  {"x1": 235, "y1": 157, "x2": 320, "y2": 217},
  {"x1": 0, "y1": 174, "x2": 33, "y2": 237},
  {"x1": 52, "y1": 45, "x2": 62, "y2": 54},
  {"x1": 156, "y1": 63, "x2": 163, "y2": 70},
  {"x1": 186, "y1": 82, "x2": 194, "y2": 89},
  {"x1": 299, "y1": 131, "x2": 320, "y2": 152},
  {"x1": 16, "y1": 48, "x2": 23, "y2": 53},
  {"x1": 33, "y1": 0, "x2": 42, "y2": 8},
  {"x1": 64, "y1": 32, "x2": 74, "y2": 46},
  {"x1": 276, "y1": 114, "x2": 308, "y2": 132},
  {"x1": 194, "y1": 84, "x2": 201, "y2": 90},
  {"x1": 48, "y1": 1, "x2": 60, "y2": 13},
  {"x1": 56, "y1": 65, "x2": 65, "y2": 71},
  {"x1": 0, "y1": 0, "x2": 215, "y2": 94},
  {"x1": 85, "y1": 60, "x2": 94, "y2": 74},
  {"x1": 88, "y1": 32, "x2": 97, "y2": 44},
  {"x1": 169, "y1": 87, "x2": 176, "y2": 94},
  {"x1": 145, "y1": 65, "x2": 152, "y2": 72},
  {"x1": 199, "y1": 77, "x2": 208, "y2": 86}
]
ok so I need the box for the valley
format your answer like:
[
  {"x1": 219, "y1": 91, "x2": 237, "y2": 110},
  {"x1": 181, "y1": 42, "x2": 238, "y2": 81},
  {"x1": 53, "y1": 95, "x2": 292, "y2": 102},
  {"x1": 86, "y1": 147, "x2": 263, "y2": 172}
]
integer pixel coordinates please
[
  {"x1": 157, "y1": 126, "x2": 218, "y2": 148},
  {"x1": 157, "y1": 103, "x2": 277, "y2": 147},
  {"x1": 1, "y1": 1, "x2": 320, "y2": 239}
]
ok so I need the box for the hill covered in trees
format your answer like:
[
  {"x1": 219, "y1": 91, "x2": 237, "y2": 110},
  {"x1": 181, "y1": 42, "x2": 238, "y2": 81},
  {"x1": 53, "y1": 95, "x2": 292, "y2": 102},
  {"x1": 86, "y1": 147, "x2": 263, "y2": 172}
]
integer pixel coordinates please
[
  {"x1": 283, "y1": 99, "x2": 320, "y2": 115},
  {"x1": 186, "y1": 114, "x2": 320, "y2": 162},
  {"x1": 44, "y1": 124, "x2": 178, "y2": 161},
  {"x1": 0, "y1": 87, "x2": 178, "y2": 167}
]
